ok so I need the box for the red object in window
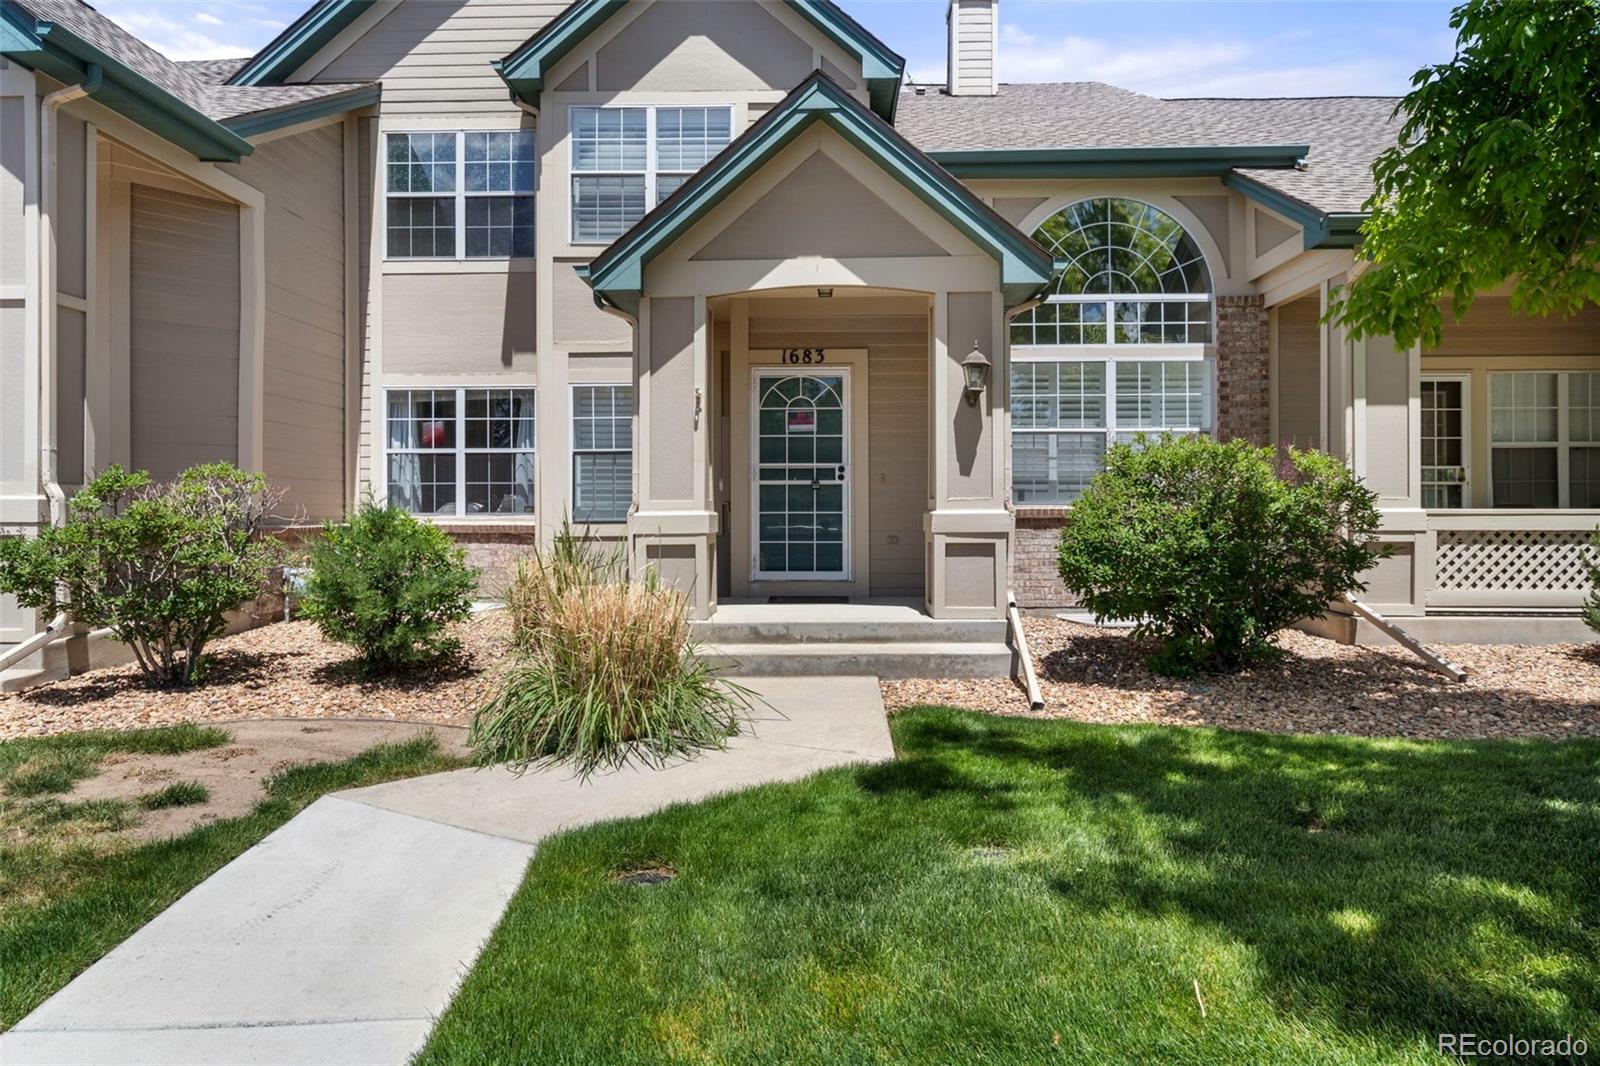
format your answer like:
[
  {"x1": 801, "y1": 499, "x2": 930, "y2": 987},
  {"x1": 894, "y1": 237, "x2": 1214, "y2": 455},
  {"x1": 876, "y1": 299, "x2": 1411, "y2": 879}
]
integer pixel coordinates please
[{"x1": 421, "y1": 421, "x2": 447, "y2": 448}]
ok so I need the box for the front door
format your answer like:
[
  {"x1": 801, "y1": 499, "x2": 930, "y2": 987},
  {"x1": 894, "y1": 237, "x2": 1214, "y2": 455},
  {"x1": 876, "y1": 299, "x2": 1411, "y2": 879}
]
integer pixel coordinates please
[{"x1": 752, "y1": 370, "x2": 850, "y2": 581}]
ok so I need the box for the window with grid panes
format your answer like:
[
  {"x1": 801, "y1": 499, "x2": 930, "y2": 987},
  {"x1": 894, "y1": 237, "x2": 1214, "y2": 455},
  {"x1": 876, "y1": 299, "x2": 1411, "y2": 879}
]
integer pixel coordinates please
[
  {"x1": 1490, "y1": 371, "x2": 1600, "y2": 508},
  {"x1": 386, "y1": 131, "x2": 534, "y2": 259},
  {"x1": 572, "y1": 384, "x2": 634, "y2": 522},
  {"x1": 385, "y1": 388, "x2": 534, "y2": 516},
  {"x1": 569, "y1": 106, "x2": 731, "y2": 243},
  {"x1": 1010, "y1": 358, "x2": 1209, "y2": 504}
]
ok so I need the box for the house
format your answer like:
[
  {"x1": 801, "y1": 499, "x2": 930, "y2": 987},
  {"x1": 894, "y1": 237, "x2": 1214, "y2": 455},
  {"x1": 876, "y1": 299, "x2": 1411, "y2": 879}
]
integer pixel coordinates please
[{"x1": 3, "y1": 0, "x2": 1598, "y2": 671}]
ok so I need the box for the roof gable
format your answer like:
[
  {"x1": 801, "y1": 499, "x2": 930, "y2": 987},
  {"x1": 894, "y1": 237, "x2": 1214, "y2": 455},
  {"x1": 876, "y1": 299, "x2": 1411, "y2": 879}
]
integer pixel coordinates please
[
  {"x1": 579, "y1": 72, "x2": 1057, "y2": 314},
  {"x1": 228, "y1": 0, "x2": 374, "y2": 86},
  {"x1": 495, "y1": 0, "x2": 905, "y2": 119}
]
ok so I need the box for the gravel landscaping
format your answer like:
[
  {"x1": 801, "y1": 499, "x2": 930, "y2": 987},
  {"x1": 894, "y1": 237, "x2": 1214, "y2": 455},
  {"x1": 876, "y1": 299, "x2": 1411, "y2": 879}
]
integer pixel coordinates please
[
  {"x1": 0, "y1": 616, "x2": 507, "y2": 740},
  {"x1": 882, "y1": 617, "x2": 1600, "y2": 741}
]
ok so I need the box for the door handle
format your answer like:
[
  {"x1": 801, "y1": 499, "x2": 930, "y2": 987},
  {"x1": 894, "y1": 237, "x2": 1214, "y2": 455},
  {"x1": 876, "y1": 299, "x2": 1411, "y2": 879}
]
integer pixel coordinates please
[{"x1": 810, "y1": 478, "x2": 821, "y2": 491}]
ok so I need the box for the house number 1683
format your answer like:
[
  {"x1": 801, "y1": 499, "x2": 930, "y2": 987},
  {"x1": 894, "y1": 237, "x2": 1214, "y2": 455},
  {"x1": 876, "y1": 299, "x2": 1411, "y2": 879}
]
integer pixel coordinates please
[{"x1": 781, "y1": 348, "x2": 826, "y2": 364}]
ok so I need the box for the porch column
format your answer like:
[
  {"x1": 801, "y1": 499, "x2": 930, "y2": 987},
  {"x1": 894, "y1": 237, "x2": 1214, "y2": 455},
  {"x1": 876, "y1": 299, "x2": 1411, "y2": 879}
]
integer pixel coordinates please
[
  {"x1": 629, "y1": 294, "x2": 717, "y2": 618},
  {"x1": 924, "y1": 289, "x2": 1010, "y2": 619},
  {"x1": 1354, "y1": 332, "x2": 1428, "y2": 616}
]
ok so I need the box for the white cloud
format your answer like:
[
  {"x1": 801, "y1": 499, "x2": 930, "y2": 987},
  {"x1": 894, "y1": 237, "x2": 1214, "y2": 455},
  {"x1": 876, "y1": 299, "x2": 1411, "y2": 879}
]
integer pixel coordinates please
[
  {"x1": 913, "y1": 20, "x2": 1412, "y2": 97},
  {"x1": 101, "y1": 5, "x2": 254, "y2": 61}
]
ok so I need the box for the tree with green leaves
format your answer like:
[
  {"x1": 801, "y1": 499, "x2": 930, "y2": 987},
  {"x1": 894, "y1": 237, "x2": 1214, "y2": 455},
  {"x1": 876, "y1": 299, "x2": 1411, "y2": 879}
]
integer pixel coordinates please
[{"x1": 1331, "y1": 0, "x2": 1600, "y2": 348}]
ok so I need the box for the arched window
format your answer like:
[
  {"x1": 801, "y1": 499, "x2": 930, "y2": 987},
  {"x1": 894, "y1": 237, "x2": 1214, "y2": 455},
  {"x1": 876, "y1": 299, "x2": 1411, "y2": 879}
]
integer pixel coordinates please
[
  {"x1": 1011, "y1": 198, "x2": 1213, "y2": 346},
  {"x1": 1009, "y1": 199, "x2": 1216, "y2": 505}
]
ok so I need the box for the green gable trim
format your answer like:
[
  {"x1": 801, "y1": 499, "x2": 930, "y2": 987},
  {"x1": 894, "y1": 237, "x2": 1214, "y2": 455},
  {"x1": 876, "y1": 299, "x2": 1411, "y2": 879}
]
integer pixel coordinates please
[
  {"x1": 494, "y1": 0, "x2": 905, "y2": 120},
  {"x1": 931, "y1": 145, "x2": 1310, "y2": 180},
  {"x1": 1, "y1": 1, "x2": 253, "y2": 162},
  {"x1": 581, "y1": 72, "x2": 1054, "y2": 315},
  {"x1": 229, "y1": 0, "x2": 374, "y2": 86},
  {"x1": 222, "y1": 83, "x2": 380, "y2": 138},
  {"x1": 1222, "y1": 171, "x2": 1368, "y2": 249}
]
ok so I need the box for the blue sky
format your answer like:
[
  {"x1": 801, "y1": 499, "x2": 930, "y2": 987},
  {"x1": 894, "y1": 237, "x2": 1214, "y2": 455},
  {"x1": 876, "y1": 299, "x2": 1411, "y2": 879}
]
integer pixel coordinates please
[{"x1": 94, "y1": 0, "x2": 1460, "y2": 97}]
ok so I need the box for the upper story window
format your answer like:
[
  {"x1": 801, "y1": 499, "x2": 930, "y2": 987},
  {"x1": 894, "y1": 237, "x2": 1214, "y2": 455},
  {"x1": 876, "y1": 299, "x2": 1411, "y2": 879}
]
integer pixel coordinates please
[
  {"x1": 569, "y1": 105, "x2": 732, "y2": 244},
  {"x1": 386, "y1": 131, "x2": 536, "y2": 259},
  {"x1": 1011, "y1": 198, "x2": 1213, "y2": 347}
]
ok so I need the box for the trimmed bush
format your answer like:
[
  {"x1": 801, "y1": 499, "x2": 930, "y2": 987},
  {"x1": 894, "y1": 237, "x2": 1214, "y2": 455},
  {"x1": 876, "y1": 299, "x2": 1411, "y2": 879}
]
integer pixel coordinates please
[
  {"x1": 299, "y1": 503, "x2": 478, "y2": 673},
  {"x1": 471, "y1": 527, "x2": 746, "y2": 777},
  {"x1": 1057, "y1": 435, "x2": 1382, "y2": 677},
  {"x1": 0, "y1": 463, "x2": 284, "y2": 688}
]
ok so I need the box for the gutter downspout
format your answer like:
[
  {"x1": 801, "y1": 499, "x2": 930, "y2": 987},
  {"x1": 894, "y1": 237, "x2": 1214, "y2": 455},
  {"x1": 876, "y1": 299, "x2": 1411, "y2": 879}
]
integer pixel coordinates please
[{"x1": 3, "y1": 67, "x2": 103, "y2": 678}]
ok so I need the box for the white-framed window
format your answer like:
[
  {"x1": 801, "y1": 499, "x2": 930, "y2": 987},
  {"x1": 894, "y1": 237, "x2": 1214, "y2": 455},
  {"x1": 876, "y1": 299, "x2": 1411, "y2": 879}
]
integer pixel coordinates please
[
  {"x1": 386, "y1": 131, "x2": 536, "y2": 259},
  {"x1": 569, "y1": 105, "x2": 732, "y2": 244},
  {"x1": 1489, "y1": 371, "x2": 1600, "y2": 508},
  {"x1": 1421, "y1": 375, "x2": 1469, "y2": 508},
  {"x1": 1011, "y1": 198, "x2": 1213, "y2": 346},
  {"x1": 1010, "y1": 355, "x2": 1212, "y2": 505},
  {"x1": 571, "y1": 384, "x2": 633, "y2": 523},
  {"x1": 385, "y1": 388, "x2": 535, "y2": 516}
]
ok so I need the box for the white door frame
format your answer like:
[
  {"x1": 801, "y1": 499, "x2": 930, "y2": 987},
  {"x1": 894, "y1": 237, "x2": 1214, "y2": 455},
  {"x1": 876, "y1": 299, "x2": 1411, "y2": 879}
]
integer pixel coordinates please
[{"x1": 749, "y1": 365, "x2": 853, "y2": 582}]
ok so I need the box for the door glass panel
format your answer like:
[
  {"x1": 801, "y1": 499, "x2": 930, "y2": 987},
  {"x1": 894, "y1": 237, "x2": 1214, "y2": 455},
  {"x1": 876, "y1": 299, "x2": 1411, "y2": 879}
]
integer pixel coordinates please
[
  {"x1": 756, "y1": 373, "x2": 847, "y2": 578},
  {"x1": 1421, "y1": 379, "x2": 1467, "y2": 509}
]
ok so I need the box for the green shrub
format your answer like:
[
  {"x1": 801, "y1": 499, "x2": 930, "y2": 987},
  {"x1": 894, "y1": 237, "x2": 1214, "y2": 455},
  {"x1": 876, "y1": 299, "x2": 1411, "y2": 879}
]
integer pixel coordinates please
[
  {"x1": 1582, "y1": 529, "x2": 1600, "y2": 636},
  {"x1": 1057, "y1": 435, "x2": 1382, "y2": 677},
  {"x1": 299, "y1": 502, "x2": 478, "y2": 673},
  {"x1": 0, "y1": 463, "x2": 284, "y2": 688},
  {"x1": 471, "y1": 528, "x2": 746, "y2": 777}
]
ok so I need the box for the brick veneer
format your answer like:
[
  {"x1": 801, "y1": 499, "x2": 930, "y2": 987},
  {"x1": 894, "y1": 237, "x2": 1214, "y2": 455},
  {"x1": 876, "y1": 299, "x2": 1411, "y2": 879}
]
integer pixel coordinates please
[
  {"x1": 1013, "y1": 509, "x2": 1076, "y2": 609},
  {"x1": 432, "y1": 523, "x2": 540, "y2": 595},
  {"x1": 1215, "y1": 293, "x2": 1270, "y2": 444}
]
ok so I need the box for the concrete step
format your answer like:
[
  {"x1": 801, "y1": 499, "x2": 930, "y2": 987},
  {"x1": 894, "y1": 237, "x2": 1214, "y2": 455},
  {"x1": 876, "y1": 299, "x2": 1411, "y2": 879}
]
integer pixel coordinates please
[
  {"x1": 691, "y1": 617, "x2": 1007, "y2": 645},
  {"x1": 702, "y1": 641, "x2": 1015, "y2": 679}
]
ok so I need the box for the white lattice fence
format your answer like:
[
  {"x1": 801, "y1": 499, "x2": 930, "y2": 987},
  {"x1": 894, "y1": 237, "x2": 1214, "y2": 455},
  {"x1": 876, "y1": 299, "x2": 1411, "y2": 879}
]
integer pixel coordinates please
[{"x1": 1434, "y1": 529, "x2": 1595, "y2": 593}]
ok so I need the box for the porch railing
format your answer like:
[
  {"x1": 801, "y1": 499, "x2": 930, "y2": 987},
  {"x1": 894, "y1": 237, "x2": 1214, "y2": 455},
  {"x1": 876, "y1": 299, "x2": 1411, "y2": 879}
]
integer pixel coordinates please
[{"x1": 1424, "y1": 511, "x2": 1600, "y2": 610}]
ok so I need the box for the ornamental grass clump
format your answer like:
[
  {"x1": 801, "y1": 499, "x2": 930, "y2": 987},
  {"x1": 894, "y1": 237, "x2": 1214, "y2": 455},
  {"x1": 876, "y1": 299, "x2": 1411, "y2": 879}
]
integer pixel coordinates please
[
  {"x1": 472, "y1": 527, "x2": 746, "y2": 778},
  {"x1": 1057, "y1": 435, "x2": 1382, "y2": 678}
]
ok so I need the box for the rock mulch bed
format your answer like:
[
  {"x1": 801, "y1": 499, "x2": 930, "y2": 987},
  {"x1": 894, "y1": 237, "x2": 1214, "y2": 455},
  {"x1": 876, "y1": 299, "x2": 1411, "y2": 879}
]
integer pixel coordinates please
[
  {"x1": 0, "y1": 616, "x2": 508, "y2": 740},
  {"x1": 882, "y1": 617, "x2": 1600, "y2": 741}
]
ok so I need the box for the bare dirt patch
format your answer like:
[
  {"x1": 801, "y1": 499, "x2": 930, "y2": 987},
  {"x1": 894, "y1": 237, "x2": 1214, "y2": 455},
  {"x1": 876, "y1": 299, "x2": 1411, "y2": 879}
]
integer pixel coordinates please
[
  {"x1": 0, "y1": 614, "x2": 508, "y2": 740},
  {"x1": 68, "y1": 719, "x2": 469, "y2": 841},
  {"x1": 882, "y1": 617, "x2": 1600, "y2": 741}
]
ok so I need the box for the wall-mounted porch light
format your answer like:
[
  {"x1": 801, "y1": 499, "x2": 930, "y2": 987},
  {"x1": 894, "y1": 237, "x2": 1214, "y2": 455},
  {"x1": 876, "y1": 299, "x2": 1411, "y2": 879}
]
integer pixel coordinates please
[{"x1": 961, "y1": 341, "x2": 991, "y2": 407}]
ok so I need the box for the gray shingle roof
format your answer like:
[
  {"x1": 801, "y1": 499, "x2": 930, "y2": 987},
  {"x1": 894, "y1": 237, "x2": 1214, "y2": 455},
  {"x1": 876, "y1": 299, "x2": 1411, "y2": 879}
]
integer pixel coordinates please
[
  {"x1": 13, "y1": 1, "x2": 375, "y2": 127},
  {"x1": 896, "y1": 82, "x2": 1402, "y2": 215}
]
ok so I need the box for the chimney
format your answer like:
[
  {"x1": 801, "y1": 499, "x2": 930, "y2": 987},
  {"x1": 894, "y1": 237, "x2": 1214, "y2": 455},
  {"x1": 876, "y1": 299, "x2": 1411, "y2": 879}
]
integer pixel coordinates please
[{"x1": 946, "y1": 0, "x2": 998, "y2": 96}]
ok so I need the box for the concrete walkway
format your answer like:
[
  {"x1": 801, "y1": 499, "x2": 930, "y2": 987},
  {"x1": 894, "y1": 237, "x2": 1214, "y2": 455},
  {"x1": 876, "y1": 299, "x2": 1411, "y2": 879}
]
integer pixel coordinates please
[{"x1": 0, "y1": 677, "x2": 893, "y2": 1066}]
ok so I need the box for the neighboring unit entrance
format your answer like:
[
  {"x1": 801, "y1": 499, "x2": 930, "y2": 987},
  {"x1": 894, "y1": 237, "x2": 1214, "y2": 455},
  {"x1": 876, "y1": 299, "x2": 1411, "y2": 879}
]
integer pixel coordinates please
[{"x1": 752, "y1": 369, "x2": 850, "y2": 581}]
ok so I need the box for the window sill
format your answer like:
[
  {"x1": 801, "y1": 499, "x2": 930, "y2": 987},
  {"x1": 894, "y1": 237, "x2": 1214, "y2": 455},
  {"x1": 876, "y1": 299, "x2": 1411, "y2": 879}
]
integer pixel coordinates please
[
  {"x1": 382, "y1": 258, "x2": 537, "y2": 274},
  {"x1": 426, "y1": 518, "x2": 539, "y2": 534}
]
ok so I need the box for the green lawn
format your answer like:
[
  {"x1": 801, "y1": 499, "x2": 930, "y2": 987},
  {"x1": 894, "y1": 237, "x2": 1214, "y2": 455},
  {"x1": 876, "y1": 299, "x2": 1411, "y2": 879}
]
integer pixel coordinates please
[
  {"x1": 0, "y1": 725, "x2": 464, "y2": 1029},
  {"x1": 419, "y1": 708, "x2": 1600, "y2": 1065}
]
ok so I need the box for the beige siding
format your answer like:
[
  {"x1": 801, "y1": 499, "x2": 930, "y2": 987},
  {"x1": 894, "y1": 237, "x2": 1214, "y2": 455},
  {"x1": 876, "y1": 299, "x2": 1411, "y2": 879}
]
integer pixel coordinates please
[
  {"x1": 357, "y1": 117, "x2": 375, "y2": 492},
  {"x1": 224, "y1": 125, "x2": 348, "y2": 519},
  {"x1": 749, "y1": 302, "x2": 930, "y2": 596},
  {"x1": 1276, "y1": 294, "x2": 1320, "y2": 448},
  {"x1": 129, "y1": 184, "x2": 240, "y2": 481},
  {"x1": 553, "y1": 258, "x2": 631, "y2": 351},
  {"x1": 56, "y1": 112, "x2": 87, "y2": 298},
  {"x1": 595, "y1": 0, "x2": 812, "y2": 93},
  {"x1": 1431, "y1": 298, "x2": 1600, "y2": 357},
  {"x1": 317, "y1": 0, "x2": 567, "y2": 116},
  {"x1": 382, "y1": 272, "x2": 536, "y2": 372},
  {"x1": 694, "y1": 152, "x2": 947, "y2": 262},
  {"x1": 947, "y1": 0, "x2": 996, "y2": 95}
]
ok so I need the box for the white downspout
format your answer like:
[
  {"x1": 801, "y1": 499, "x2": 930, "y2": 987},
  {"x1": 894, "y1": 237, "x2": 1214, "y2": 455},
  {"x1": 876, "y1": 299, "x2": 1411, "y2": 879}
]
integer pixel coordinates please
[{"x1": 2, "y1": 68, "x2": 103, "y2": 676}]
